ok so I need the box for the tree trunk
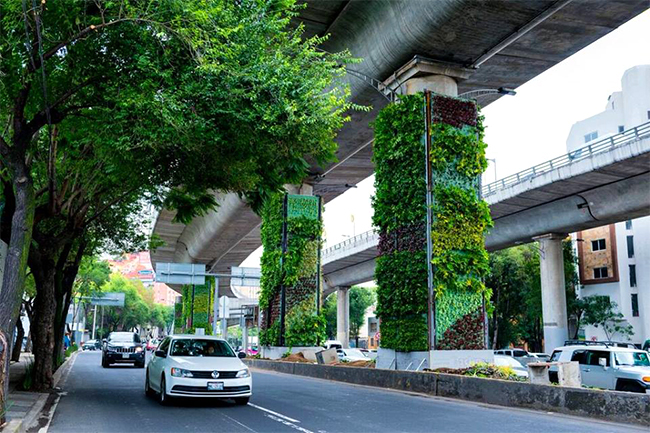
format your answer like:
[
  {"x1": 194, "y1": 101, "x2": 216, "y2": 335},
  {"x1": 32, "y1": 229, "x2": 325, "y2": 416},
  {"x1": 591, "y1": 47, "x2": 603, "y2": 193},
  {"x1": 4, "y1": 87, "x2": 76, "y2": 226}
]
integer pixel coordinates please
[
  {"x1": 0, "y1": 164, "x2": 35, "y2": 423},
  {"x1": 11, "y1": 316, "x2": 24, "y2": 362},
  {"x1": 30, "y1": 261, "x2": 57, "y2": 392}
]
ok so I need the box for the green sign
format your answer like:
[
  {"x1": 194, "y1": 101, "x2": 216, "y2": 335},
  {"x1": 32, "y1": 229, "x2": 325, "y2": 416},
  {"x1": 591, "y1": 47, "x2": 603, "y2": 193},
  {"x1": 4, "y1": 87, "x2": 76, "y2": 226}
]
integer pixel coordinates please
[{"x1": 287, "y1": 194, "x2": 319, "y2": 220}]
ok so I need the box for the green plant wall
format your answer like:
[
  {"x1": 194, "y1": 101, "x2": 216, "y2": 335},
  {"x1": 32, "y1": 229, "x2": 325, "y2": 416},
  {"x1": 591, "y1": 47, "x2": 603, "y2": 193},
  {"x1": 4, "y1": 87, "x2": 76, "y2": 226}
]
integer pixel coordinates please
[
  {"x1": 173, "y1": 301, "x2": 183, "y2": 334},
  {"x1": 372, "y1": 93, "x2": 492, "y2": 352},
  {"x1": 259, "y1": 192, "x2": 325, "y2": 346},
  {"x1": 179, "y1": 277, "x2": 215, "y2": 334}
]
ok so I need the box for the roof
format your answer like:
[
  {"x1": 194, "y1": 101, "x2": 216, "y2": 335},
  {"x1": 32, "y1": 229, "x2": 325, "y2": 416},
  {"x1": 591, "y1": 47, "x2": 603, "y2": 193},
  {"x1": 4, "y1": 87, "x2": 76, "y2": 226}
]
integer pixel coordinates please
[
  {"x1": 168, "y1": 334, "x2": 226, "y2": 341},
  {"x1": 558, "y1": 345, "x2": 643, "y2": 353}
]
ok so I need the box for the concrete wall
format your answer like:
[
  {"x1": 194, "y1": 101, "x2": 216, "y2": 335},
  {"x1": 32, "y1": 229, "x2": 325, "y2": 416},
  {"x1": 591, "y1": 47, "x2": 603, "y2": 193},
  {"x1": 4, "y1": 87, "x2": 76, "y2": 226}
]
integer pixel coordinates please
[{"x1": 245, "y1": 359, "x2": 650, "y2": 426}]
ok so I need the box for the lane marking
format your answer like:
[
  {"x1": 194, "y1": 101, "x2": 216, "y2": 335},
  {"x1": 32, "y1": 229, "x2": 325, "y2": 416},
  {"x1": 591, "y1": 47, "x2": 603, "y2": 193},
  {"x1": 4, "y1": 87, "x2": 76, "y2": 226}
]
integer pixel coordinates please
[
  {"x1": 263, "y1": 414, "x2": 314, "y2": 433},
  {"x1": 220, "y1": 412, "x2": 258, "y2": 433},
  {"x1": 248, "y1": 403, "x2": 301, "y2": 423}
]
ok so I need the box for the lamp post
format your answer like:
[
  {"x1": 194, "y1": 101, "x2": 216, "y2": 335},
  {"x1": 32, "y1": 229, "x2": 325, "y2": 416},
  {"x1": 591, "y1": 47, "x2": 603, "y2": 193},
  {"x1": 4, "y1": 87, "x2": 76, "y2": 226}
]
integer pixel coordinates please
[{"x1": 487, "y1": 158, "x2": 497, "y2": 183}]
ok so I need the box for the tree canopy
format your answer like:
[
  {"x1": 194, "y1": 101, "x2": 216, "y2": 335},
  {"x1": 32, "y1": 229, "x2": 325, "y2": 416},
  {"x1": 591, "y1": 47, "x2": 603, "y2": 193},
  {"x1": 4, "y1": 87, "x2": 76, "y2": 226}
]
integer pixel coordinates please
[{"x1": 324, "y1": 286, "x2": 376, "y2": 345}]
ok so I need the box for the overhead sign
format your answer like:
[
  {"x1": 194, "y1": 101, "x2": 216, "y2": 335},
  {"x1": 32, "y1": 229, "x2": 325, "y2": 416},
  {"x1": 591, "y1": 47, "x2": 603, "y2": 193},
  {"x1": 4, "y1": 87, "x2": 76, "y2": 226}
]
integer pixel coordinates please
[
  {"x1": 90, "y1": 292, "x2": 125, "y2": 307},
  {"x1": 231, "y1": 267, "x2": 261, "y2": 287},
  {"x1": 287, "y1": 194, "x2": 319, "y2": 220},
  {"x1": 156, "y1": 263, "x2": 206, "y2": 285}
]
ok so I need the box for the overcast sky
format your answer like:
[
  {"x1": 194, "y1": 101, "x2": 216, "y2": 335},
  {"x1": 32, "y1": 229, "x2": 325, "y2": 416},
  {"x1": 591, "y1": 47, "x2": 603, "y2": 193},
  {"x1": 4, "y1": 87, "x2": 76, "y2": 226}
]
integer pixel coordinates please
[{"x1": 242, "y1": 9, "x2": 650, "y2": 269}]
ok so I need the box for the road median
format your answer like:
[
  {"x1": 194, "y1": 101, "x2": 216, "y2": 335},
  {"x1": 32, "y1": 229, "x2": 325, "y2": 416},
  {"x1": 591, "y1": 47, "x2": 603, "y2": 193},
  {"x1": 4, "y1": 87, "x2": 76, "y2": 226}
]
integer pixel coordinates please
[{"x1": 244, "y1": 358, "x2": 649, "y2": 427}]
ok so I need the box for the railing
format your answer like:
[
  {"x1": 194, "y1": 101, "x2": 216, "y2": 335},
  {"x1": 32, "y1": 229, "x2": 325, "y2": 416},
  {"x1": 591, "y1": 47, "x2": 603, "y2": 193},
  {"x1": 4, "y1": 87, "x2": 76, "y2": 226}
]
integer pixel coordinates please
[
  {"x1": 482, "y1": 121, "x2": 650, "y2": 197},
  {"x1": 322, "y1": 229, "x2": 378, "y2": 259}
]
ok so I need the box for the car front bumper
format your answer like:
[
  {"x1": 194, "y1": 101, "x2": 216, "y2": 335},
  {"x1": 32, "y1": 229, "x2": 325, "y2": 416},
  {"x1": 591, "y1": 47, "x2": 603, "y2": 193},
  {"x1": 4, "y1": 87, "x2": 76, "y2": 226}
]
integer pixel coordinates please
[
  {"x1": 104, "y1": 351, "x2": 145, "y2": 363},
  {"x1": 166, "y1": 376, "x2": 253, "y2": 398}
]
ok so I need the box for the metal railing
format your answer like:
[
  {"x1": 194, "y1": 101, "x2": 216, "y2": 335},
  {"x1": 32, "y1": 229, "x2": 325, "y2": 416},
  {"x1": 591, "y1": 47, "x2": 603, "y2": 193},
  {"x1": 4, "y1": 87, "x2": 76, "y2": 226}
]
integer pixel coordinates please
[
  {"x1": 322, "y1": 229, "x2": 378, "y2": 259},
  {"x1": 482, "y1": 121, "x2": 650, "y2": 197}
]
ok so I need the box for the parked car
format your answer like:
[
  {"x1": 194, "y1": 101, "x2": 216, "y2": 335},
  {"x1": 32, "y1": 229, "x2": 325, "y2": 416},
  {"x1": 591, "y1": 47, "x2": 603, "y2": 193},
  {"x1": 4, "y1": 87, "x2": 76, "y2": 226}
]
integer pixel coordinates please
[
  {"x1": 82, "y1": 339, "x2": 100, "y2": 351},
  {"x1": 336, "y1": 348, "x2": 368, "y2": 362},
  {"x1": 494, "y1": 355, "x2": 529, "y2": 378},
  {"x1": 359, "y1": 349, "x2": 377, "y2": 360},
  {"x1": 324, "y1": 340, "x2": 343, "y2": 350},
  {"x1": 530, "y1": 353, "x2": 551, "y2": 361},
  {"x1": 494, "y1": 348, "x2": 540, "y2": 365},
  {"x1": 102, "y1": 332, "x2": 145, "y2": 368},
  {"x1": 549, "y1": 343, "x2": 650, "y2": 393},
  {"x1": 145, "y1": 335, "x2": 251, "y2": 405}
]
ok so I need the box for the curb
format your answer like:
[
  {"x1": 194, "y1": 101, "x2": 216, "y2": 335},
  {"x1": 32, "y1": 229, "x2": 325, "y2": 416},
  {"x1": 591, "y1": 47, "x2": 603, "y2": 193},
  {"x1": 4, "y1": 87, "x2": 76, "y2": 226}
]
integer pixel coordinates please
[{"x1": 1, "y1": 350, "x2": 80, "y2": 433}]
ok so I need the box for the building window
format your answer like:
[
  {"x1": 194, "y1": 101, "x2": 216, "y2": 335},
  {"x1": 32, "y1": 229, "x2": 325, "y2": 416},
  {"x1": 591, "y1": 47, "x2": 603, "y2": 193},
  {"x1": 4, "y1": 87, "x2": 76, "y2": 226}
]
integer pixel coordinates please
[
  {"x1": 629, "y1": 265, "x2": 637, "y2": 287},
  {"x1": 625, "y1": 220, "x2": 632, "y2": 230},
  {"x1": 631, "y1": 294, "x2": 639, "y2": 317},
  {"x1": 627, "y1": 235, "x2": 634, "y2": 258},
  {"x1": 618, "y1": 125, "x2": 624, "y2": 133},
  {"x1": 584, "y1": 131, "x2": 598, "y2": 143},
  {"x1": 591, "y1": 239, "x2": 606, "y2": 251},
  {"x1": 593, "y1": 267, "x2": 608, "y2": 279}
]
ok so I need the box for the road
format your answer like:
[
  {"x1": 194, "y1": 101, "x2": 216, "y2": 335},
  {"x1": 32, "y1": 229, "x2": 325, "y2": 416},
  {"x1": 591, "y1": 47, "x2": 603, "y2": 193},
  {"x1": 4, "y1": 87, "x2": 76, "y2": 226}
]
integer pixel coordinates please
[{"x1": 47, "y1": 351, "x2": 642, "y2": 433}]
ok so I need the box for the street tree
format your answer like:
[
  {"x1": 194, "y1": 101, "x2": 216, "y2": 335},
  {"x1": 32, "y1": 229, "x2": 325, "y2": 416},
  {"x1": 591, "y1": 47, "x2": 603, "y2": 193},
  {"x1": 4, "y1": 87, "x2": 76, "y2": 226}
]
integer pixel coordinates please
[
  {"x1": 0, "y1": 0, "x2": 354, "y2": 405},
  {"x1": 580, "y1": 297, "x2": 634, "y2": 341}
]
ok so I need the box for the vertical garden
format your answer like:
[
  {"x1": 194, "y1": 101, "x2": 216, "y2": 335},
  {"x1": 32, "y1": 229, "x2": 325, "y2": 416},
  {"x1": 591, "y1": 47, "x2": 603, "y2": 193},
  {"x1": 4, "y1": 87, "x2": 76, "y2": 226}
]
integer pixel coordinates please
[
  {"x1": 259, "y1": 192, "x2": 326, "y2": 347},
  {"x1": 373, "y1": 93, "x2": 492, "y2": 352},
  {"x1": 176, "y1": 277, "x2": 215, "y2": 334}
]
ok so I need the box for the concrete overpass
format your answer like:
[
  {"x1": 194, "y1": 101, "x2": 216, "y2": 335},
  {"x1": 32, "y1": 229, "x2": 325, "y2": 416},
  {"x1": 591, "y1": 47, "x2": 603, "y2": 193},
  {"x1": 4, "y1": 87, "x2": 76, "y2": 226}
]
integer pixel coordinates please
[
  {"x1": 321, "y1": 122, "x2": 650, "y2": 293},
  {"x1": 151, "y1": 1, "x2": 649, "y2": 299}
]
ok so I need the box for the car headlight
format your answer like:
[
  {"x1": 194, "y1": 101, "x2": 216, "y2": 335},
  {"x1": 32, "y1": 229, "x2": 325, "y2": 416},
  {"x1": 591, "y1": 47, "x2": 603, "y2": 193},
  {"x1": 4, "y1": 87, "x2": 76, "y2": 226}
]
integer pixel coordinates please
[
  {"x1": 135, "y1": 346, "x2": 143, "y2": 353},
  {"x1": 642, "y1": 376, "x2": 650, "y2": 383},
  {"x1": 170, "y1": 367, "x2": 193, "y2": 378},
  {"x1": 236, "y1": 368, "x2": 250, "y2": 378}
]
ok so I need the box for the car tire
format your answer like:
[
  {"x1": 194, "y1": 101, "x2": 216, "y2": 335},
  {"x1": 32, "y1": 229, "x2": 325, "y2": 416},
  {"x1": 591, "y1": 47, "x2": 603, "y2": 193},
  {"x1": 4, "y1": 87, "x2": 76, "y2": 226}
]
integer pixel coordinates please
[
  {"x1": 158, "y1": 376, "x2": 170, "y2": 406},
  {"x1": 135, "y1": 361, "x2": 145, "y2": 368},
  {"x1": 234, "y1": 397, "x2": 250, "y2": 406},
  {"x1": 145, "y1": 370, "x2": 155, "y2": 398},
  {"x1": 101, "y1": 357, "x2": 110, "y2": 368},
  {"x1": 617, "y1": 381, "x2": 645, "y2": 393}
]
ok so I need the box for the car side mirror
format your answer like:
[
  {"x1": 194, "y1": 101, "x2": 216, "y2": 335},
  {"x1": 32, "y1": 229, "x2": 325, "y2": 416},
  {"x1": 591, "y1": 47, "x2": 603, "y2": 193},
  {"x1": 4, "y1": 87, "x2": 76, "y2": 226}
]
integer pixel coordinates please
[
  {"x1": 155, "y1": 349, "x2": 167, "y2": 358},
  {"x1": 238, "y1": 352, "x2": 246, "y2": 359}
]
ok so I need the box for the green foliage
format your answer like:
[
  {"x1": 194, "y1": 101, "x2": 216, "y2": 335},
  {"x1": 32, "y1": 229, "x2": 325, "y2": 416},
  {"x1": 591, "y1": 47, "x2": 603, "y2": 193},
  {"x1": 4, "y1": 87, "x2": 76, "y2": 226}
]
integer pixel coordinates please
[
  {"x1": 463, "y1": 362, "x2": 525, "y2": 382},
  {"x1": 372, "y1": 93, "x2": 490, "y2": 351},
  {"x1": 64, "y1": 343, "x2": 79, "y2": 358},
  {"x1": 100, "y1": 274, "x2": 160, "y2": 332},
  {"x1": 21, "y1": 360, "x2": 34, "y2": 391},
  {"x1": 74, "y1": 257, "x2": 111, "y2": 298},
  {"x1": 581, "y1": 297, "x2": 634, "y2": 341},
  {"x1": 178, "y1": 278, "x2": 215, "y2": 334},
  {"x1": 259, "y1": 191, "x2": 323, "y2": 346}
]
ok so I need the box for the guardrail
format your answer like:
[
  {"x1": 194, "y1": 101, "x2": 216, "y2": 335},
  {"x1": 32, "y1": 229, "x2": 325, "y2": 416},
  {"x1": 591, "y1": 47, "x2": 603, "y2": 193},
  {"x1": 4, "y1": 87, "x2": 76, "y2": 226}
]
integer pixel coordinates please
[
  {"x1": 482, "y1": 121, "x2": 650, "y2": 197},
  {"x1": 322, "y1": 229, "x2": 378, "y2": 259}
]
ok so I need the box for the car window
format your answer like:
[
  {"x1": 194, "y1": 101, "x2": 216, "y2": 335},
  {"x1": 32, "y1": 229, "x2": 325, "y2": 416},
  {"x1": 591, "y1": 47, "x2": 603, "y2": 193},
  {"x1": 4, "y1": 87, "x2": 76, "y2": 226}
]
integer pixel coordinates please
[
  {"x1": 550, "y1": 350, "x2": 562, "y2": 362},
  {"x1": 513, "y1": 350, "x2": 527, "y2": 357},
  {"x1": 158, "y1": 337, "x2": 171, "y2": 354},
  {"x1": 170, "y1": 339, "x2": 235, "y2": 357},
  {"x1": 570, "y1": 350, "x2": 587, "y2": 364},
  {"x1": 585, "y1": 350, "x2": 610, "y2": 366},
  {"x1": 614, "y1": 351, "x2": 650, "y2": 367},
  {"x1": 108, "y1": 333, "x2": 136, "y2": 343}
]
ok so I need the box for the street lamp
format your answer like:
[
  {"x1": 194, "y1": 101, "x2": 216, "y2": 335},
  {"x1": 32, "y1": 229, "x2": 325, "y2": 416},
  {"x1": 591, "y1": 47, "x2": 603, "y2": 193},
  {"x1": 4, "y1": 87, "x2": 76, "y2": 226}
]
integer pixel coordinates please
[{"x1": 486, "y1": 158, "x2": 497, "y2": 183}]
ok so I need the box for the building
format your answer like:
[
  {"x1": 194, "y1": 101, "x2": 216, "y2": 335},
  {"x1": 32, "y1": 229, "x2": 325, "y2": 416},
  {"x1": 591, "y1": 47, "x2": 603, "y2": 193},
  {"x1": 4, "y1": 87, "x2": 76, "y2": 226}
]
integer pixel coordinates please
[
  {"x1": 566, "y1": 65, "x2": 650, "y2": 346},
  {"x1": 108, "y1": 251, "x2": 177, "y2": 306}
]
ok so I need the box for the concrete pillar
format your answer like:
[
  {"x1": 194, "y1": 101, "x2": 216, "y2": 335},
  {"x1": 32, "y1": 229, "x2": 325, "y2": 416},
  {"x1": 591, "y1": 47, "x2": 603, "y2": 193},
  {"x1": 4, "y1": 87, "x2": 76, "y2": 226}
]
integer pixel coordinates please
[
  {"x1": 535, "y1": 233, "x2": 569, "y2": 353},
  {"x1": 404, "y1": 75, "x2": 458, "y2": 96},
  {"x1": 336, "y1": 286, "x2": 350, "y2": 348}
]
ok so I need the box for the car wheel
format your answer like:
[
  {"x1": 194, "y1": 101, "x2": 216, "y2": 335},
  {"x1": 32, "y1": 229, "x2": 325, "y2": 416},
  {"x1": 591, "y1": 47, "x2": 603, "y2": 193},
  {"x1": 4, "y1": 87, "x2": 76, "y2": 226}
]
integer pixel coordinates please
[
  {"x1": 617, "y1": 381, "x2": 645, "y2": 393},
  {"x1": 234, "y1": 397, "x2": 250, "y2": 406},
  {"x1": 145, "y1": 369, "x2": 155, "y2": 397},
  {"x1": 101, "y1": 357, "x2": 110, "y2": 368},
  {"x1": 158, "y1": 376, "x2": 170, "y2": 406},
  {"x1": 135, "y1": 361, "x2": 145, "y2": 368}
]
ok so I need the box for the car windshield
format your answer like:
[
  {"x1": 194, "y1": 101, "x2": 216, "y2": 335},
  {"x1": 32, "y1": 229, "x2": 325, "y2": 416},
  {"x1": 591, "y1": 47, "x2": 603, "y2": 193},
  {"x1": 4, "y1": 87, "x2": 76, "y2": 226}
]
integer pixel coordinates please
[
  {"x1": 170, "y1": 339, "x2": 235, "y2": 357},
  {"x1": 550, "y1": 350, "x2": 562, "y2": 362},
  {"x1": 108, "y1": 333, "x2": 136, "y2": 343},
  {"x1": 614, "y1": 351, "x2": 650, "y2": 367}
]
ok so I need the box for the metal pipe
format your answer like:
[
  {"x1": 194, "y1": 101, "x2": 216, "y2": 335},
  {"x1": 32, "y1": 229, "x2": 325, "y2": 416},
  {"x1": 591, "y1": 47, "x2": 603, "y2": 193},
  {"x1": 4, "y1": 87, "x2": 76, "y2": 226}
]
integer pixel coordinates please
[
  {"x1": 471, "y1": 0, "x2": 573, "y2": 68},
  {"x1": 416, "y1": 358, "x2": 427, "y2": 372},
  {"x1": 424, "y1": 91, "x2": 436, "y2": 361}
]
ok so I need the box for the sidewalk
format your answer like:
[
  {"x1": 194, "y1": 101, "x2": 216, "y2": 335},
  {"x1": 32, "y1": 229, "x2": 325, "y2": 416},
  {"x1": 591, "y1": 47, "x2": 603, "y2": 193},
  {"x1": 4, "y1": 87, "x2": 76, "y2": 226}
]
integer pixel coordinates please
[{"x1": 2, "y1": 353, "x2": 49, "y2": 433}]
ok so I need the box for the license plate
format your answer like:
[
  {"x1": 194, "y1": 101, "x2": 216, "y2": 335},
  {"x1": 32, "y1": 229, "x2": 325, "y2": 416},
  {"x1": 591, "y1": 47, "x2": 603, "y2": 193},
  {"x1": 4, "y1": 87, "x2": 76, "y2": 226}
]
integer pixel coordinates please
[
  {"x1": 122, "y1": 353, "x2": 130, "y2": 359},
  {"x1": 207, "y1": 382, "x2": 224, "y2": 391}
]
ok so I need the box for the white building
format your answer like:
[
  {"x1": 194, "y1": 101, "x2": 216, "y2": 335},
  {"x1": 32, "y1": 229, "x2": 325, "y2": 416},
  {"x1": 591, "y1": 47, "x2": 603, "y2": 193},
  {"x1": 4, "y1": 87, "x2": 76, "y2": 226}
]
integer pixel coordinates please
[{"x1": 566, "y1": 65, "x2": 650, "y2": 346}]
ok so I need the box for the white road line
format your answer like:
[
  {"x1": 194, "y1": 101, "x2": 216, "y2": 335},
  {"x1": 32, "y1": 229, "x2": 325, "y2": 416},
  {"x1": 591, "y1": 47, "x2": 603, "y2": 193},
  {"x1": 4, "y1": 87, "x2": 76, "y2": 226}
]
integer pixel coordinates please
[
  {"x1": 263, "y1": 414, "x2": 314, "y2": 433},
  {"x1": 220, "y1": 412, "x2": 259, "y2": 433},
  {"x1": 248, "y1": 403, "x2": 301, "y2": 423}
]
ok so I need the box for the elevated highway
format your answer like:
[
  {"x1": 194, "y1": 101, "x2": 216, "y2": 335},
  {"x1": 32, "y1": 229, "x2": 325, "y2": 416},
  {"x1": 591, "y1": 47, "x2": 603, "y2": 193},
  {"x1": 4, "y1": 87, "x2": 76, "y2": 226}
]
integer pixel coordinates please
[
  {"x1": 322, "y1": 123, "x2": 650, "y2": 293},
  {"x1": 151, "y1": 1, "x2": 649, "y2": 297}
]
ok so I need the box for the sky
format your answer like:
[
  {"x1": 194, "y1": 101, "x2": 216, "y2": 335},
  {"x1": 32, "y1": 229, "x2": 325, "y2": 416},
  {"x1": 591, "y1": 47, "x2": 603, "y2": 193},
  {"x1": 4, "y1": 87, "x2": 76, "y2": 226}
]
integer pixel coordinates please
[{"x1": 242, "y1": 9, "x2": 650, "y2": 269}]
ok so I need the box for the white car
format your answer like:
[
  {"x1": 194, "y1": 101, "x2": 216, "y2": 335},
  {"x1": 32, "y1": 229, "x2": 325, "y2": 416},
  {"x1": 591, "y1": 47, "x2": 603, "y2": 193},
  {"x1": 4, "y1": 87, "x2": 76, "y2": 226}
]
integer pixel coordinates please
[
  {"x1": 145, "y1": 335, "x2": 252, "y2": 405},
  {"x1": 336, "y1": 348, "x2": 369, "y2": 362},
  {"x1": 494, "y1": 355, "x2": 529, "y2": 378}
]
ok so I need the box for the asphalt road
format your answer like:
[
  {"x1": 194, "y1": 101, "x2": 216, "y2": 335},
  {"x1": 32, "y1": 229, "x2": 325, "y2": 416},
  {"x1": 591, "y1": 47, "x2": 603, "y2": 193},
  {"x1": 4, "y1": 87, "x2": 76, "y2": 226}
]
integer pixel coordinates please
[{"x1": 47, "y1": 351, "x2": 643, "y2": 433}]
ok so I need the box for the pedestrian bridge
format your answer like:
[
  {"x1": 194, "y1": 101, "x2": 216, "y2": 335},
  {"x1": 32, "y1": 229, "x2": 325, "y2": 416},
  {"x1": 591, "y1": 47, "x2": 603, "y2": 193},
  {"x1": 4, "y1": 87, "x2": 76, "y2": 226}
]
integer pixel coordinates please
[{"x1": 321, "y1": 122, "x2": 650, "y2": 292}]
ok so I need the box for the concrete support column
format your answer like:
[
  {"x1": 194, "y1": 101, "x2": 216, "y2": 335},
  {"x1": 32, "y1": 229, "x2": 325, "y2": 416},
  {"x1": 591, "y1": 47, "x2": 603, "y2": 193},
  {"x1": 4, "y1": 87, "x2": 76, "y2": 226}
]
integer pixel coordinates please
[
  {"x1": 535, "y1": 233, "x2": 569, "y2": 353},
  {"x1": 336, "y1": 286, "x2": 350, "y2": 348},
  {"x1": 404, "y1": 74, "x2": 458, "y2": 96}
]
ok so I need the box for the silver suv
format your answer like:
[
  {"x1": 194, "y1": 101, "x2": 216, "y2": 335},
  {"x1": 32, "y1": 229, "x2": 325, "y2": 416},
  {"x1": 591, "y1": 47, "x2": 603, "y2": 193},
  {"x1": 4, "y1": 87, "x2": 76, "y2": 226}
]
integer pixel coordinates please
[{"x1": 549, "y1": 343, "x2": 650, "y2": 393}]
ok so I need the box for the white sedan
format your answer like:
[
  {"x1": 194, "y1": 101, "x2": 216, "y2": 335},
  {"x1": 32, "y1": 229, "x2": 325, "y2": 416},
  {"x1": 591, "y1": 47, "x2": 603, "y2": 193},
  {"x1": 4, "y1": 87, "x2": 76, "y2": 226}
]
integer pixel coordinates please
[{"x1": 145, "y1": 335, "x2": 252, "y2": 405}]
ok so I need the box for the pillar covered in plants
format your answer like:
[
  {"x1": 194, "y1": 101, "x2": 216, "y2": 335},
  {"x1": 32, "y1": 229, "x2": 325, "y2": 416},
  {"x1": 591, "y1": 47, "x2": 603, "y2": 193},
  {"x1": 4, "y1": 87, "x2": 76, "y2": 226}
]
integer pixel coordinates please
[
  {"x1": 373, "y1": 93, "x2": 492, "y2": 352},
  {"x1": 259, "y1": 191, "x2": 326, "y2": 347},
  {"x1": 180, "y1": 277, "x2": 215, "y2": 334}
]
